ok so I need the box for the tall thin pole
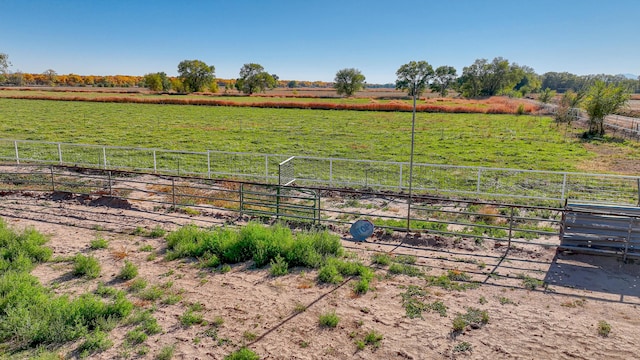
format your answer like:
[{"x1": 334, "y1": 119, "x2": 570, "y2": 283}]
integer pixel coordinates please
[{"x1": 406, "y1": 87, "x2": 417, "y2": 231}]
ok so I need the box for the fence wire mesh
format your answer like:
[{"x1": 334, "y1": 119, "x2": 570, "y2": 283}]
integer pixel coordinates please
[{"x1": 1, "y1": 139, "x2": 639, "y2": 205}]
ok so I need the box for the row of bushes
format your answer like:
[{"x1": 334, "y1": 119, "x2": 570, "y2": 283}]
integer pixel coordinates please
[
  {"x1": 2, "y1": 94, "x2": 538, "y2": 114},
  {"x1": 165, "y1": 222, "x2": 374, "y2": 293}
]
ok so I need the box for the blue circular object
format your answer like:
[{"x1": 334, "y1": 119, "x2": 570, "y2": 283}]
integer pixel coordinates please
[{"x1": 350, "y1": 219, "x2": 374, "y2": 242}]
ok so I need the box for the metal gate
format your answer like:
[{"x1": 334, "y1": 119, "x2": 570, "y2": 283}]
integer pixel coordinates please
[
  {"x1": 239, "y1": 183, "x2": 320, "y2": 223},
  {"x1": 561, "y1": 203, "x2": 640, "y2": 260}
]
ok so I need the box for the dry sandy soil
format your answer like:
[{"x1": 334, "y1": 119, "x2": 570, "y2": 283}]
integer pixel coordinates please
[{"x1": 1, "y1": 192, "x2": 639, "y2": 360}]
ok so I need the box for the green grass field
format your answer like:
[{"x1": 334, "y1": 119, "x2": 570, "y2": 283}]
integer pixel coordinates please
[{"x1": 0, "y1": 98, "x2": 596, "y2": 171}]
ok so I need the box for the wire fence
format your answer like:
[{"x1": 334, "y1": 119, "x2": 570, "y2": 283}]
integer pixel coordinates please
[
  {"x1": 0, "y1": 138, "x2": 639, "y2": 206},
  {"x1": 0, "y1": 164, "x2": 564, "y2": 250}
]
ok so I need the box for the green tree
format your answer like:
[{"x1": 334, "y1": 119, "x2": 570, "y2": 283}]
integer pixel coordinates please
[
  {"x1": 333, "y1": 68, "x2": 366, "y2": 97},
  {"x1": 460, "y1": 59, "x2": 486, "y2": 97},
  {"x1": 395, "y1": 60, "x2": 434, "y2": 97},
  {"x1": 287, "y1": 80, "x2": 297, "y2": 88},
  {"x1": 0, "y1": 53, "x2": 10, "y2": 83},
  {"x1": 143, "y1": 72, "x2": 171, "y2": 91},
  {"x1": 538, "y1": 87, "x2": 556, "y2": 104},
  {"x1": 512, "y1": 65, "x2": 541, "y2": 97},
  {"x1": 430, "y1": 65, "x2": 457, "y2": 97},
  {"x1": 583, "y1": 80, "x2": 630, "y2": 136},
  {"x1": 235, "y1": 63, "x2": 277, "y2": 95},
  {"x1": 555, "y1": 90, "x2": 584, "y2": 126},
  {"x1": 177, "y1": 60, "x2": 215, "y2": 93}
]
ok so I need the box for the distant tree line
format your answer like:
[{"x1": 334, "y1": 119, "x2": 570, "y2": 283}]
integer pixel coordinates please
[{"x1": 1, "y1": 51, "x2": 639, "y2": 98}]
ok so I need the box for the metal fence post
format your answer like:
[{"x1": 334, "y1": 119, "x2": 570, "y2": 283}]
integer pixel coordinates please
[
  {"x1": 265, "y1": 155, "x2": 269, "y2": 183},
  {"x1": 506, "y1": 207, "x2": 515, "y2": 254},
  {"x1": 329, "y1": 159, "x2": 333, "y2": 187},
  {"x1": 399, "y1": 163, "x2": 403, "y2": 190},
  {"x1": 102, "y1": 147, "x2": 107, "y2": 169},
  {"x1": 562, "y1": 173, "x2": 568, "y2": 203},
  {"x1": 476, "y1": 168, "x2": 482, "y2": 194},
  {"x1": 50, "y1": 165, "x2": 55, "y2": 192},
  {"x1": 57, "y1": 143, "x2": 63, "y2": 164},
  {"x1": 171, "y1": 178, "x2": 176, "y2": 207},
  {"x1": 108, "y1": 171, "x2": 112, "y2": 196},
  {"x1": 153, "y1": 150, "x2": 157, "y2": 173},
  {"x1": 14, "y1": 141, "x2": 19, "y2": 164},
  {"x1": 207, "y1": 150, "x2": 211, "y2": 179},
  {"x1": 239, "y1": 183, "x2": 244, "y2": 215}
]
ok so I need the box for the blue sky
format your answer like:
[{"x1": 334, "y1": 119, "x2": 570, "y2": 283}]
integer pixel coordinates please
[{"x1": 1, "y1": 0, "x2": 638, "y2": 83}]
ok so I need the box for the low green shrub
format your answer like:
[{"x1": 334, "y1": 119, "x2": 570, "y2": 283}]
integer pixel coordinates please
[
  {"x1": 73, "y1": 254, "x2": 101, "y2": 279},
  {"x1": 318, "y1": 311, "x2": 340, "y2": 328},
  {"x1": 89, "y1": 237, "x2": 109, "y2": 250},
  {"x1": 117, "y1": 260, "x2": 138, "y2": 280}
]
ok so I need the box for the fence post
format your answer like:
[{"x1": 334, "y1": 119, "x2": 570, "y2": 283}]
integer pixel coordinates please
[
  {"x1": 102, "y1": 147, "x2": 107, "y2": 169},
  {"x1": 637, "y1": 178, "x2": 640, "y2": 207},
  {"x1": 561, "y1": 173, "x2": 568, "y2": 203},
  {"x1": 207, "y1": 150, "x2": 211, "y2": 179},
  {"x1": 153, "y1": 150, "x2": 157, "y2": 173},
  {"x1": 329, "y1": 159, "x2": 333, "y2": 187},
  {"x1": 276, "y1": 185, "x2": 281, "y2": 220},
  {"x1": 506, "y1": 207, "x2": 515, "y2": 254},
  {"x1": 399, "y1": 163, "x2": 403, "y2": 191},
  {"x1": 57, "y1": 143, "x2": 63, "y2": 164},
  {"x1": 171, "y1": 178, "x2": 176, "y2": 207},
  {"x1": 14, "y1": 141, "x2": 19, "y2": 164},
  {"x1": 265, "y1": 155, "x2": 269, "y2": 183},
  {"x1": 239, "y1": 183, "x2": 244, "y2": 216},
  {"x1": 476, "y1": 168, "x2": 482, "y2": 194},
  {"x1": 50, "y1": 165, "x2": 55, "y2": 192},
  {"x1": 108, "y1": 171, "x2": 112, "y2": 196}
]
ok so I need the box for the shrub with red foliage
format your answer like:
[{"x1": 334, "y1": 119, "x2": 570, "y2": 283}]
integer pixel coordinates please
[{"x1": 2, "y1": 93, "x2": 539, "y2": 115}]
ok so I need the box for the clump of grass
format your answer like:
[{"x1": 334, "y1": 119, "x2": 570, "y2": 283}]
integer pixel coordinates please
[
  {"x1": 224, "y1": 347, "x2": 259, "y2": 360},
  {"x1": 388, "y1": 262, "x2": 423, "y2": 277},
  {"x1": 453, "y1": 341, "x2": 472, "y2": 353},
  {"x1": 126, "y1": 309, "x2": 162, "y2": 335},
  {"x1": 394, "y1": 254, "x2": 417, "y2": 264},
  {"x1": 148, "y1": 226, "x2": 167, "y2": 238},
  {"x1": 269, "y1": 254, "x2": 288, "y2": 276},
  {"x1": 117, "y1": 260, "x2": 138, "y2": 280},
  {"x1": 242, "y1": 331, "x2": 257, "y2": 341},
  {"x1": 293, "y1": 302, "x2": 307, "y2": 313},
  {"x1": 181, "y1": 310, "x2": 205, "y2": 327},
  {"x1": 89, "y1": 237, "x2": 109, "y2": 250},
  {"x1": 138, "y1": 285, "x2": 165, "y2": 301},
  {"x1": 155, "y1": 344, "x2": 176, "y2": 360},
  {"x1": 200, "y1": 253, "x2": 221, "y2": 268},
  {"x1": 139, "y1": 244, "x2": 154, "y2": 252},
  {"x1": 128, "y1": 278, "x2": 148, "y2": 292},
  {"x1": 598, "y1": 320, "x2": 611, "y2": 337},
  {"x1": 363, "y1": 330, "x2": 383, "y2": 349},
  {"x1": 518, "y1": 273, "x2": 544, "y2": 290},
  {"x1": 125, "y1": 329, "x2": 147, "y2": 345},
  {"x1": 319, "y1": 311, "x2": 340, "y2": 328},
  {"x1": 78, "y1": 330, "x2": 113, "y2": 357},
  {"x1": 400, "y1": 285, "x2": 428, "y2": 319},
  {"x1": 424, "y1": 270, "x2": 478, "y2": 291},
  {"x1": 499, "y1": 297, "x2": 517, "y2": 305},
  {"x1": 162, "y1": 293, "x2": 182, "y2": 305},
  {"x1": 95, "y1": 282, "x2": 122, "y2": 298},
  {"x1": 452, "y1": 307, "x2": 489, "y2": 332},
  {"x1": 371, "y1": 252, "x2": 391, "y2": 266},
  {"x1": 73, "y1": 254, "x2": 101, "y2": 279}
]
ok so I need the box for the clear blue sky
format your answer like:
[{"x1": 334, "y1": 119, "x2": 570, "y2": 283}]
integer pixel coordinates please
[{"x1": 1, "y1": 0, "x2": 638, "y2": 83}]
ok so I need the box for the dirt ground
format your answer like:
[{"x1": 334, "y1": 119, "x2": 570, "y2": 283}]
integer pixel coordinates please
[{"x1": 1, "y1": 192, "x2": 640, "y2": 360}]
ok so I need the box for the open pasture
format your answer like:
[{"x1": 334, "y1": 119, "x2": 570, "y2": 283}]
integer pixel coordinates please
[{"x1": 0, "y1": 98, "x2": 603, "y2": 172}]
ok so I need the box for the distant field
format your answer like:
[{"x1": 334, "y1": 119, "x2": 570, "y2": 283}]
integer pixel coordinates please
[
  {"x1": 0, "y1": 98, "x2": 602, "y2": 172},
  {"x1": 0, "y1": 87, "x2": 537, "y2": 114}
]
